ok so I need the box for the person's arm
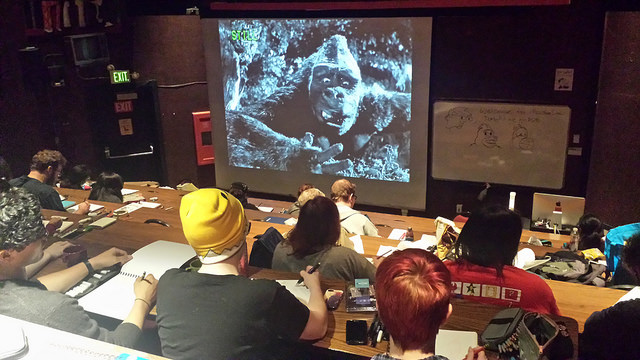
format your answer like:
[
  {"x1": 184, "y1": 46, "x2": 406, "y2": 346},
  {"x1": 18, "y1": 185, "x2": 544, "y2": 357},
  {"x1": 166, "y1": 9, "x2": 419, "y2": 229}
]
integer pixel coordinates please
[
  {"x1": 25, "y1": 240, "x2": 73, "y2": 278},
  {"x1": 37, "y1": 247, "x2": 132, "y2": 293},
  {"x1": 362, "y1": 215, "x2": 380, "y2": 237},
  {"x1": 74, "y1": 201, "x2": 91, "y2": 215},
  {"x1": 122, "y1": 274, "x2": 158, "y2": 329},
  {"x1": 298, "y1": 266, "x2": 328, "y2": 340}
]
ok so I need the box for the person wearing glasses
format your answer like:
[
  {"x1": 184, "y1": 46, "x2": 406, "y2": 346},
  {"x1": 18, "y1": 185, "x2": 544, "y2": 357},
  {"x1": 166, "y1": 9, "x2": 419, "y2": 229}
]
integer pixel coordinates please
[
  {"x1": 331, "y1": 178, "x2": 379, "y2": 237},
  {"x1": 0, "y1": 184, "x2": 157, "y2": 347}
]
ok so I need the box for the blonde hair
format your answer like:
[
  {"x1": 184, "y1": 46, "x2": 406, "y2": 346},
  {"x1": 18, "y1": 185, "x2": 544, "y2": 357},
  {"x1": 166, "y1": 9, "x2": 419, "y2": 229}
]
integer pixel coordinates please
[{"x1": 297, "y1": 188, "x2": 325, "y2": 207}]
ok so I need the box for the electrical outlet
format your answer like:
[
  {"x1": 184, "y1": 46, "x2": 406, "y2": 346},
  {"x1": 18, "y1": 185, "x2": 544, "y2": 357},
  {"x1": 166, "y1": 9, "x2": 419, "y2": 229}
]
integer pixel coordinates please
[{"x1": 456, "y1": 204, "x2": 463, "y2": 214}]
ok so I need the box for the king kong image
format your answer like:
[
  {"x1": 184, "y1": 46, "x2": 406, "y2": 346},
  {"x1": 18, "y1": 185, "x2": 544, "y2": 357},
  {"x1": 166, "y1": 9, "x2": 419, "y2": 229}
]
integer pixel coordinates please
[{"x1": 220, "y1": 19, "x2": 412, "y2": 182}]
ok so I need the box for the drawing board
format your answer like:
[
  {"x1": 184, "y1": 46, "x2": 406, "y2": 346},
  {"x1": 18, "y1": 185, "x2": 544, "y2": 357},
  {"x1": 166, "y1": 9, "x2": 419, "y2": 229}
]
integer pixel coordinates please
[{"x1": 432, "y1": 101, "x2": 571, "y2": 189}]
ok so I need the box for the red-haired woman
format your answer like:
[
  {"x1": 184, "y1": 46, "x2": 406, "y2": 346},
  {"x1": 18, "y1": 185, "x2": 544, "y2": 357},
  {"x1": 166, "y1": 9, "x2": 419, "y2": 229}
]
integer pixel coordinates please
[
  {"x1": 374, "y1": 249, "x2": 485, "y2": 360},
  {"x1": 272, "y1": 196, "x2": 376, "y2": 282}
]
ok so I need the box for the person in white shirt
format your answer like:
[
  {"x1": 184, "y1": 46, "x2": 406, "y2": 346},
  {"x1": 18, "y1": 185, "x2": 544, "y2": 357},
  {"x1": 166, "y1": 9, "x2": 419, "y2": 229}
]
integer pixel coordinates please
[{"x1": 330, "y1": 179, "x2": 379, "y2": 237}]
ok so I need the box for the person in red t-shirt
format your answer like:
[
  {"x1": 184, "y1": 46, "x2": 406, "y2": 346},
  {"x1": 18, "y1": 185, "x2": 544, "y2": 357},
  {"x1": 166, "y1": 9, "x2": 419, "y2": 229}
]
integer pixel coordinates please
[{"x1": 445, "y1": 205, "x2": 560, "y2": 315}]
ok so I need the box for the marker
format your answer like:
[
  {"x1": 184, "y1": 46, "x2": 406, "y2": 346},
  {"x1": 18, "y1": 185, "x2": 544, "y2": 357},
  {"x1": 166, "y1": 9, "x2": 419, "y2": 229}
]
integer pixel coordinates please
[{"x1": 297, "y1": 263, "x2": 321, "y2": 284}]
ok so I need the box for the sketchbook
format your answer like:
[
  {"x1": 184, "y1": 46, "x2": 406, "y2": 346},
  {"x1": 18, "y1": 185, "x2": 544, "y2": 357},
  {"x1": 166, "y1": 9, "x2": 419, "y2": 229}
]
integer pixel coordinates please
[{"x1": 77, "y1": 240, "x2": 196, "y2": 320}]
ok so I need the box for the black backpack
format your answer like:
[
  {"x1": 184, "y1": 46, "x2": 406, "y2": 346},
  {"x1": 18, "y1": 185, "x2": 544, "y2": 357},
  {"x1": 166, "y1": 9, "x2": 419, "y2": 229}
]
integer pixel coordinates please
[{"x1": 249, "y1": 226, "x2": 284, "y2": 269}]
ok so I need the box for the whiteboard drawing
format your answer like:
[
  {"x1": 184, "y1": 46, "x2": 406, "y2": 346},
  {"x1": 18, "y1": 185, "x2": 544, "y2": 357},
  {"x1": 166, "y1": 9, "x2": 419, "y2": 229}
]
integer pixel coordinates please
[
  {"x1": 445, "y1": 107, "x2": 472, "y2": 129},
  {"x1": 511, "y1": 124, "x2": 534, "y2": 151},
  {"x1": 471, "y1": 123, "x2": 501, "y2": 148},
  {"x1": 432, "y1": 101, "x2": 571, "y2": 189}
]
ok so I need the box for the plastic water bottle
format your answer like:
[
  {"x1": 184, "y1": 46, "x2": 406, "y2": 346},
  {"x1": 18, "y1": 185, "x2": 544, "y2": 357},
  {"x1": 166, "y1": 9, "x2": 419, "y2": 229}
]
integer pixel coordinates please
[{"x1": 570, "y1": 227, "x2": 579, "y2": 251}]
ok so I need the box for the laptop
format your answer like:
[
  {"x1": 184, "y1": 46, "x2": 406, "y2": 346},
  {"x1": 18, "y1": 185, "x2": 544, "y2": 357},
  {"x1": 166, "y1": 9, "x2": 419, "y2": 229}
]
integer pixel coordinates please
[{"x1": 531, "y1": 192, "x2": 585, "y2": 230}]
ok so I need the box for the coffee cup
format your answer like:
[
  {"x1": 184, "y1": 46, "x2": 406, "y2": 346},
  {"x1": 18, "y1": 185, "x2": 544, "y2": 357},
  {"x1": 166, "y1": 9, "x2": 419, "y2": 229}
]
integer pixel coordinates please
[{"x1": 62, "y1": 245, "x2": 88, "y2": 267}]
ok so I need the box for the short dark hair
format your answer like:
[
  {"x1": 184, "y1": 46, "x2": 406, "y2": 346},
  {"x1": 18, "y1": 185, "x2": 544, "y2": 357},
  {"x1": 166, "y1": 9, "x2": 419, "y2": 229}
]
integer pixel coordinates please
[
  {"x1": 376, "y1": 249, "x2": 451, "y2": 352},
  {"x1": 59, "y1": 164, "x2": 90, "y2": 189},
  {"x1": 229, "y1": 182, "x2": 249, "y2": 202},
  {"x1": 297, "y1": 183, "x2": 314, "y2": 197},
  {"x1": 577, "y1": 214, "x2": 604, "y2": 251},
  {"x1": 0, "y1": 185, "x2": 46, "y2": 251},
  {"x1": 287, "y1": 196, "x2": 341, "y2": 258},
  {"x1": 455, "y1": 204, "x2": 522, "y2": 274},
  {"x1": 623, "y1": 233, "x2": 640, "y2": 277},
  {"x1": 30, "y1": 150, "x2": 67, "y2": 172}
]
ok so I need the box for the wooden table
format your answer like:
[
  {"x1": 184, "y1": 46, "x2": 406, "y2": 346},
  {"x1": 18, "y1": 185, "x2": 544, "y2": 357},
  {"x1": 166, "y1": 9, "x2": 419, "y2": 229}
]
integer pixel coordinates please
[{"x1": 50, "y1": 186, "x2": 626, "y2": 334}]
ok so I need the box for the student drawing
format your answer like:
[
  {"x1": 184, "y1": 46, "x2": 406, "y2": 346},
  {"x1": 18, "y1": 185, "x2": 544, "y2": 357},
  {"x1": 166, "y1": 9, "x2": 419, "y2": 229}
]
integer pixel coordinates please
[
  {"x1": 511, "y1": 124, "x2": 534, "y2": 151},
  {"x1": 445, "y1": 107, "x2": 472, "y2": 129},
  {"x1": 471, "y1": 123, "x2": 500, "y2": 148}
]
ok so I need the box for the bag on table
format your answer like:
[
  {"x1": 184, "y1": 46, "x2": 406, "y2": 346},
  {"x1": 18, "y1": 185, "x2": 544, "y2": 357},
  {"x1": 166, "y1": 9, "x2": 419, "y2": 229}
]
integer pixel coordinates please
[{"x1": 434, "y1": 217, "x2": 461, "y2": 260}]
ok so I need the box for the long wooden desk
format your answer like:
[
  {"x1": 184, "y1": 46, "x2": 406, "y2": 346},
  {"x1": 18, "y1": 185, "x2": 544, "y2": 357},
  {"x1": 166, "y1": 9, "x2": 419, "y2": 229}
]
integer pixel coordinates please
[
  {"x1": 51, "y1": 186, "x2": 626, "y2": 333},
  {"x1": 34, "y1": 223, "x2": 579, "y2": 359}
]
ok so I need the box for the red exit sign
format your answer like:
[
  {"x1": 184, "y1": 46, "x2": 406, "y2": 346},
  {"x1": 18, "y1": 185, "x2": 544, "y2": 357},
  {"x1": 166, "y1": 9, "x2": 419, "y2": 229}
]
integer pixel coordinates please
[{"x1": 114, "y1": 100, "x2": 133, "y2": 113}]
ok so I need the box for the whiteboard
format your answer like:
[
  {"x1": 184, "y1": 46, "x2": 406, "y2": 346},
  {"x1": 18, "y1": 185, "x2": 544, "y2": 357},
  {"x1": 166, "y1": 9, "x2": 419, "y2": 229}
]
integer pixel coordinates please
[{"x1": 432, "y1": 101, "x2": 570, "y2": 189}]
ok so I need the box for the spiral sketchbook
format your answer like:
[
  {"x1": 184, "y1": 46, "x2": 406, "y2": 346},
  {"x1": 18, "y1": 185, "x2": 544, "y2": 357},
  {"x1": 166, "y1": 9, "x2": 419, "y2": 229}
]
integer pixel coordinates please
[{"x1": 77, "y1": 240, "x2": 196, "y2": 320}]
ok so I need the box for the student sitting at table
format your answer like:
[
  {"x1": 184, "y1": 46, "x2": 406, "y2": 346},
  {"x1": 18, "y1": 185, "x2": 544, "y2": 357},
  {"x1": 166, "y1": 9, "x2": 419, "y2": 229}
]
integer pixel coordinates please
[
  {"x1": 89, "y1": 171, "x2": 124, "y2": 203},
  {"x1": 445, "y1": 205, "x2": 560, "y2": 315},
  {"x1": 59, "y1": 164, "x2": 91, "y2": 190},
  {"x1": 287, "y1": 187, "x2": 324, "y2": 217},
  {"x1": 156, "y1": 189, "x2": 327, "y2": 360},
  {"x1": 331, "y1": 178, "x2": 379, "y2": 237},
  {"x1": 0, "y1": 183, "x2": 158, "y2": 348},
  {"x1": 272, "y1": 196, "x2": 377, "y2": 282},
  {"x1": 374, "y1": 249, "x2": 486, "y2": 360},
  {"x1": 9, "y1": 150, "x2": 90, "y2": 214},
  {"x1": 577, "y1": 213, "x2": 605, "y2": 252},
  {"x1": 286, "y1": 182, "x2": 315, "y2": 215},
  {"x1": 580, "y1": 232, "x2": 640, "y2": 359},
  {"x1": 229, "y1": 181, "x2": 259, "y2": 210}
]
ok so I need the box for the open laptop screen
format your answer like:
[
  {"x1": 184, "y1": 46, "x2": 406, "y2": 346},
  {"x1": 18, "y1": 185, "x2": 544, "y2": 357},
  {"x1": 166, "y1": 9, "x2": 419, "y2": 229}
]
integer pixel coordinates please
[{"x1": 531, "y1": 192, "x2": 585, "y2": 227}]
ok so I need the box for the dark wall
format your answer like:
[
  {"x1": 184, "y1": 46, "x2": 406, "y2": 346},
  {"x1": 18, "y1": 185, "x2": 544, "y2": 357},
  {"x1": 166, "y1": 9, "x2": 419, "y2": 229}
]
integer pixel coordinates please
[
  {"x1": 0, "y1": 0, "x2": 52, "y2": 175},
  {"x1": 426, "y1": 2, "x2": 605, "y2": 219},
  {"x1": 131, "y1": 16, "x2": 214, "y2": 188},
  {"x1": 1, "y1": 0, "x2": 135, "y2": 178},
  {"x1": 587, "y1": 12, "x2": 640, "y2": 227}
]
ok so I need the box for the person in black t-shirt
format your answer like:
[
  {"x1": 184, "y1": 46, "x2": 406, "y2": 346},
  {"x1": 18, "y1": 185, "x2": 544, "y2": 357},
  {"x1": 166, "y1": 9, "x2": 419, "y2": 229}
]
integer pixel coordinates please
[
  {"x1": 580, "y1": 233, "x2": 640, "y2": 359},
  {"x1": 9, "y1": 150, "x2": 90, "y2": 214},
  {"x1": 156, "y1": 189, "x2": 328, "y2": 360}
]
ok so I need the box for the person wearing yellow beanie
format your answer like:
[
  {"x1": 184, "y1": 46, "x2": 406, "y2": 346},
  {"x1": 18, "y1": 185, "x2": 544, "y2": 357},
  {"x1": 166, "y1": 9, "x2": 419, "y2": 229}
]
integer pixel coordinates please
[
  {"x1": 180, "y1": 188, "x2": 249, "y2": 264},
  {"x1": 156, "y1": 188, "x2": 328, "y2": 360}
]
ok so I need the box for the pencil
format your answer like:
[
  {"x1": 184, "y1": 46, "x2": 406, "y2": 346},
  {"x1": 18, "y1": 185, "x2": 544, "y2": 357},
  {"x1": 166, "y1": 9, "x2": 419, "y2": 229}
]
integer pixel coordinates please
[{"x1": 377, "y1": 249, "x2": 394, "y2": 259}]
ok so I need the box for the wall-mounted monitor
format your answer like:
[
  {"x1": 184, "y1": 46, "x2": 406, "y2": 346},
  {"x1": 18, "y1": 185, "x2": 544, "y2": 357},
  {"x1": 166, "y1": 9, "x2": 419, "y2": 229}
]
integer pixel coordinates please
[
  {"x1": 67, "y1": 33, "x2": 110, "y2": 67},
  {"x1": 201, "y1": 17, "x2": 432, "y2": 210}
]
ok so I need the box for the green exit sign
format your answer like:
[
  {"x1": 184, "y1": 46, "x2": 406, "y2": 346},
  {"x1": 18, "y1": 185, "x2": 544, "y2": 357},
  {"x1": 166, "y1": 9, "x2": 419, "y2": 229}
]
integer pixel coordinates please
[{"x1": 110, "y1": 70, "x2": 131, "y2": 84}]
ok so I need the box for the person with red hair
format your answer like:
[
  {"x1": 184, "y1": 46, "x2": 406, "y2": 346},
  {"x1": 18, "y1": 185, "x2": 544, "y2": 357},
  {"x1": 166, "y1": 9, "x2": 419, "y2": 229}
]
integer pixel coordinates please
[{"x1": 374, "y1": 249, "x2": 485, "y2": 360}]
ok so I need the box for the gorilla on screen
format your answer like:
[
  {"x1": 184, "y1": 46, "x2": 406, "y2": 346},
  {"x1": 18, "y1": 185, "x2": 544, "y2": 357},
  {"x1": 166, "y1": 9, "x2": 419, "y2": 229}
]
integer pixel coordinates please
[{"x1": 221, "y1": 19, "x2": 412, "y2": 182}]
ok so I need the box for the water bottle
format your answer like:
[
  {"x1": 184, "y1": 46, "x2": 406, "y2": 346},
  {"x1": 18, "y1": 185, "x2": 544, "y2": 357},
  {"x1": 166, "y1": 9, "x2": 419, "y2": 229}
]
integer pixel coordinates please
[{"x1": 570, "y1": 227, "x2": 579, "y2": 251}]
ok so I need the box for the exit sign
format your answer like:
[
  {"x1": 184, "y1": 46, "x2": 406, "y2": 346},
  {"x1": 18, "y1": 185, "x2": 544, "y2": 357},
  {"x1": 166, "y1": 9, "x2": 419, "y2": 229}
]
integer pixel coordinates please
[{"x1": 110, "y1": 70, "x2": 131, "y2": 84}]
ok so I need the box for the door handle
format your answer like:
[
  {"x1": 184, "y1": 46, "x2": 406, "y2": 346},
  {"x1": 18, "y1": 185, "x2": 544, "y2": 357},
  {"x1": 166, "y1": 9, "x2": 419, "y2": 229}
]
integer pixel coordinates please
[{"x1": 104, "y1": 145, "x2": 154, "y2": 159}]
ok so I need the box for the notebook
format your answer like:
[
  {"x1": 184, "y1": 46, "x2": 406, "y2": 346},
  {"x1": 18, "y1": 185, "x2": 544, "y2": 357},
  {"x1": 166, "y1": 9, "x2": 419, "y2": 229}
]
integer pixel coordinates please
[
  {"x1": 435, "y1": 330, "x2": 478, "y2": 359},
  {"x1": 77, "y1": 240, "x2": 196, "y2": 320},
  {"x1": 263, "y1": 216, "x2": 288, "y2": 224},
  {"x1": 67, "y1": 203, "x2": 104, "y2": 213},
  {"x1": 42, "y1": 220, "x2": 74, "y2": 234},
  {"x1": 275, "y1": 280, "x2": 311, "y2": 305}
]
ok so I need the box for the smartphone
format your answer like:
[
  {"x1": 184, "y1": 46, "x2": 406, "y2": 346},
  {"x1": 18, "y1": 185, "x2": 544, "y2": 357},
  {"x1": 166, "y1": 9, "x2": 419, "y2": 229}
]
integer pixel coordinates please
[{"x1": 346, "y1": 320, "x2": 368, "y2": 345}]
